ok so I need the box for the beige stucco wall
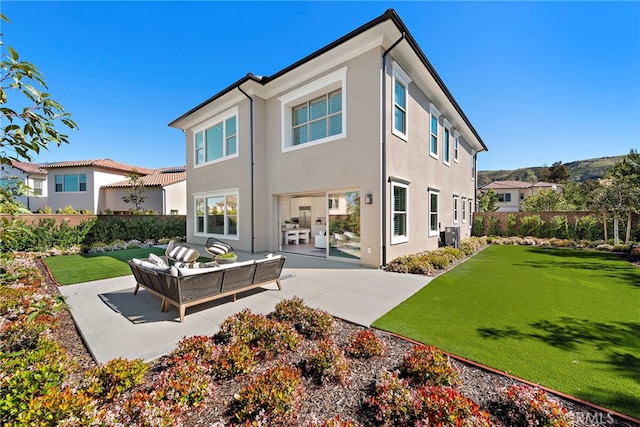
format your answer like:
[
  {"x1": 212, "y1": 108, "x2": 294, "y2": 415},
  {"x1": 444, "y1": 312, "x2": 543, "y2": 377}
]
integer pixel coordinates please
[{"x1": 180, "y1": 44, "x2": 483, "y2": 267}]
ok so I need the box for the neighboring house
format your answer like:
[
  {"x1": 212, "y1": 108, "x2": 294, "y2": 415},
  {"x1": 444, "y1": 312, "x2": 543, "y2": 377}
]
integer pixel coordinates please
[
  {"x1": 169, "y1": 9, "x2": 488, "y2": 267},
  {"x1": 43, "y1": 159, "x2": 154, "y2": 214},
  {"x1": 478, "y1": 180, "x2": 562, "y2": 212},
  {"x1": 101, "y1": 167, "x2": 187, "y2": 214},
  {"x1": 1, "y1": 160, "x2": 48, "y2": 212}
]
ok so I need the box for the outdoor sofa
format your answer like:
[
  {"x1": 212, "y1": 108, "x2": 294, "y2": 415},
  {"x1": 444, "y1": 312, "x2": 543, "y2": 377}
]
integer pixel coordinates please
[{"x1": 127, "y1": 254, "x2": 286, "y2": 322}]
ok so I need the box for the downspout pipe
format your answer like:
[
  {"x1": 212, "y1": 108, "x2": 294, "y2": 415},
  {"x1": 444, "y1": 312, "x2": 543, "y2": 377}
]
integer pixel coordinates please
[
  {"x1": 237, "y1": 83, "x2": 255, "y2": 254},
  {"x1": 381, "y1": 33, "x2": 405, "y2": 267}
]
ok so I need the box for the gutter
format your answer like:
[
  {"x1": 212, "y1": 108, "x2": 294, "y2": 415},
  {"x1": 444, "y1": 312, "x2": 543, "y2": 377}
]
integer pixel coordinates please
[
  {"x1": 381, "y1": 33, "x2": 405, "y2": 267},
  {"x1": 237, "y1": 80, "x2": 255, "y2": 254}
]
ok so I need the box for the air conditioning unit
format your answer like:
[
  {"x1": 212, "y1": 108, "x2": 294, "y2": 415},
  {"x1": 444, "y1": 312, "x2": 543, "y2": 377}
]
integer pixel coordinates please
[{"x1": 444, "y1": 226, "x2": 460, "y2": 248}]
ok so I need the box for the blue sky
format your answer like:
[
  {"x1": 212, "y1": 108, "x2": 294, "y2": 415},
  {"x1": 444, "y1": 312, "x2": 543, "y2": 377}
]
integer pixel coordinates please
[{"x1": 2, "y1": 1, "x2": 639, "y2": 171}]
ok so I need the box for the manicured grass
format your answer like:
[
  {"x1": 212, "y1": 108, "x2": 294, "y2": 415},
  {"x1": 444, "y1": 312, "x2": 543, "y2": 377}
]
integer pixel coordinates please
[
  {"x1": 373, "y1": 245, "x2": 640, "y2": 419},
  {"x1": 44, "y1": 247, "x2": 168, "y2": 285}
]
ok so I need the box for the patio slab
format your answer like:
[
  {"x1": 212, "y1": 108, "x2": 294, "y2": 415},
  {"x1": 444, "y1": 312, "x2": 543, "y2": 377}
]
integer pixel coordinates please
[{"x1": 59, "y1": 252, "x2": 430, "y2": 364}]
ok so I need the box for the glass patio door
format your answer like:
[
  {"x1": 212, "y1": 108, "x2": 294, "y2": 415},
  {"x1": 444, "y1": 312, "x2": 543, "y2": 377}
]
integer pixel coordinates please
[{"x1": 328, "y1": 191, "x2": 360, "y2": 260}]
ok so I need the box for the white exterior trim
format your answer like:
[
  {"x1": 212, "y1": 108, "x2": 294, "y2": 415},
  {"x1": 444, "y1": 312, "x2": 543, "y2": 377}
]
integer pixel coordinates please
[
  {"x1": 192, "y1": 107, "x2": 239, "y2": 168},
  {"x1": 391, "y1": 61, "x2": 411, "y2": 141}
]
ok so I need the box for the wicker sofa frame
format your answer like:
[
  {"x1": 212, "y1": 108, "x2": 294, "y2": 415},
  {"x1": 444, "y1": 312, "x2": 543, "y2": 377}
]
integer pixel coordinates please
[{"x1": 127, "y1": 255, "x2": 286, "y2": 322}]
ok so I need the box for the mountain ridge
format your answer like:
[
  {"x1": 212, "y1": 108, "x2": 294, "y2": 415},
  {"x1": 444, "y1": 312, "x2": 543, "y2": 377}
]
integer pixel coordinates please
[{"x1": 477, "y1": 154, "x2": 626, "y2": 187}]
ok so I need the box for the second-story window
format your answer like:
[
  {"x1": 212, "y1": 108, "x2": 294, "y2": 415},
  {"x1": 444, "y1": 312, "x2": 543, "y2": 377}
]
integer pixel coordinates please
[
  {"x1": 55, "y1": 174, "x2": 86, "y2": 192},
  {"x1": 292, "y1": 90, "x2": 342, "y2": 145},
  {"x1": 391, "y1": 62, "x2": 411, "y2": 141},
  {"x1": 194, "y1": 109, "x2": 238, "y2": 166},
  {"x1": 430, "y1": 112, "x2": 439, "y2": 158},
  {"x1": 443, "y1": 126, "x2": 450, "y2": 165}
]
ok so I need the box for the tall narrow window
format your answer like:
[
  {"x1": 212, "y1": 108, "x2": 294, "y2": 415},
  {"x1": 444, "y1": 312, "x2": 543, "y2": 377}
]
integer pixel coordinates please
[
  {"x1": 472, "y1": 151, "x2": 476, "y2": 180},
  {"x1": 453, "y1": 132, "x2": 459, "y2": 162},
  {"x1": 443, "y1": 125, "x2": 450, "y2": 165},
  {"x1": 468, "y1": 199, "x2": 473, "y2": 225},
  {"x1": 453, "y1": 196, "x2": 458, "y2": 224},
  {"x1": 32, "y1": 179, "x2": 43, "y2": 196},
  {"x1": 429, "y1": 190, "x2": 439, "y2": 236},
  {"x1": 429, "y1": 104, "x2": 440, "y2": 159},
  {"x1": 394, "y1": 80, "x2": 406, "y2": 135},
  {"x1": 392, "y1": 182, "x2": 408, "y2": 244},
  {"x1": 462, "y1": 198, "x2": 467, "y2": 223},
  {"x1": 391, "y1": 62, "x2": 411, "y2": 140}
]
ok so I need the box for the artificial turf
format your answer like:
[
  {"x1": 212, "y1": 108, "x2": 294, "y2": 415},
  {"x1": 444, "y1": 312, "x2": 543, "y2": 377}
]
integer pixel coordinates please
[
  {"x1": 372, "y1": 244, "x2": 640, "y2": 419},
  {"x1": 43, "y1": 247, "x2": 168, "y2": 285}
]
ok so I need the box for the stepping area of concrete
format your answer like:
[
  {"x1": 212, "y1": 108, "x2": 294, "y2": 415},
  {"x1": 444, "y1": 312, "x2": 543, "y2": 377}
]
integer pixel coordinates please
[{"x1": 59, "y1": 250, "x2": 431, "y2": 364}]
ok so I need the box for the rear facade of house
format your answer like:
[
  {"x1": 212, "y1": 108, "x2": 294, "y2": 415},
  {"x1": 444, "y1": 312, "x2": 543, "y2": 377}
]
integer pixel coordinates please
[{"x1": 170, "y1": 9, "x2": 487, "y2": 267}]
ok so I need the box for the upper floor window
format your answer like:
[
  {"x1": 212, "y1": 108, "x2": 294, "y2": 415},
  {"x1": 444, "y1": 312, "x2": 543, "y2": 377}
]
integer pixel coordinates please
[
  {"x1": 33, "y1": 179, "x2": 44, "y2": 196},
  {"x1": 497, "y1": 193, "x2": 512, "y2": 202},
  {"x1": 453, "y1": 131, "x2": 459, "y2": 163},
  {"x1": 55, "y1": 174, "x2": 86, "y2": 192},
  {"x1": 280, "y1": 67, "x2": 347, "y2": 151},
  {"x1": 429, "y1": 104, "x2": 440, "y2": 159},
  {"x1": 443, "y1": 121, "x2": 451, "y2": 165},
  {"x1": 391, "y1": 181, "x2": 409, "y2": 244},
  {"x1": 194, "y1": 109, "x2": 238, "y2": 166},
  {"x1": 195, "y1": 191, "x2": 238, "y2": 238},
  {"x1": 391, "y1": 62, "x2": 411, "y2": 141},
  {"x1": 292, "y1": 90, "x2": 342, "y2": 145},
  {"x1": 472, "y1": 151, "x2": 477, "y2": 180}
]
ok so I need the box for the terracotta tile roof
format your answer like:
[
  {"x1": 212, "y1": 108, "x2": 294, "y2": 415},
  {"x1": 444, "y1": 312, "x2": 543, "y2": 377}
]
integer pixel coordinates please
[
  {"x1": 42, "y1": 159, "x2": 154, "y2": 175},
  {"x1": 481, "y1": 180, "x2": 534, "y2": 190},
  {"x1": 8, "y1": 160, "x2": 47, "y2": 175},
  {"x1": 101, "y1": 167, "x2": 186, "y2": 188}
]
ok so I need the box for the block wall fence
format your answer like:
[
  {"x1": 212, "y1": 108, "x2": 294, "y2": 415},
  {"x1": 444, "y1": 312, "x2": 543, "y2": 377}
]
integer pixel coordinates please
[{"x1": 473, "y1": 211, "x2": 639, "y2": 235}]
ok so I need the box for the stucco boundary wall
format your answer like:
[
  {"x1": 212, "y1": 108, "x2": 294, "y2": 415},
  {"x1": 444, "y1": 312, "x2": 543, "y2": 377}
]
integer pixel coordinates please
[
  {"x1": 1, "y1": 214, "x2": 186, "y2": 228},
  {"x1": 473, "y1": 211, "x2": 639, "y2": 236}
]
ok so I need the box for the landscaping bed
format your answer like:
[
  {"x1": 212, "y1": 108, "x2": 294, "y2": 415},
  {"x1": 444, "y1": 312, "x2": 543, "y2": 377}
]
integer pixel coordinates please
[{"x1": 0, "y1": 254, "x2": 636, "y2": 426}]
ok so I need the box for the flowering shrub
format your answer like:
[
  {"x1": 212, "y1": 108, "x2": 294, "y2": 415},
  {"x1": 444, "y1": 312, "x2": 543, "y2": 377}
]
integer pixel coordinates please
[
  {"x1": 399, "y1": 345, "x2": 459, "y2": 387},
  {"x1": 99, "y1": 390, "x2": 177, "y2": 427},
  {"x1": 153, "y1": 355, "x2": 215, "y2": 408},
  {"x1": 386, "y1": 238, "x2": 486, "y2": 274},
  {"x1": 83, "y1": 357, "x2": 148, "y2": 400},
  {"x1": 303, "y1": 339, "x2": 350, "y2": 385},
  {"x1": 21, "y1": 387, "x2": 97, "y2": 426},
  {"x1": 346, "y1": 329, "x2": 386, "y2": 359},
  {"x1": 271, "y1": 297, "x2": 334, "y2": 340},
  {"x1": 215, "y1": 309, "x2": 301, "y2": 358},
  {"x1": 498, "y1": 384, "x2": 573, "y2": 427},
  {"x1": 233, "y1": 363, "x2": 304, "y2": 424},
  {"x1": 366, "y1": 371, "x2": 490, "y2": 426},
  {"x1": 384, "y1": 254, "x2": 434, "y2": 274},
  {"x1": 424, "y1": 252, "x2": 450, "y2": 270},
  {"x1": 0, "y1": 316, "x2": 52, "y2": 352},
  {"x1": 210, "y1": 341, "x2": 256, "y2": 380},
  {"x1": 170, "y1": 335, "x2": 217, "y2": 361}
]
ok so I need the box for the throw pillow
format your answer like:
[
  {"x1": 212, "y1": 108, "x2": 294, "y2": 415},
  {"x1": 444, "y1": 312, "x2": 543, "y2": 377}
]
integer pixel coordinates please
[{"x1": 148, "y1": 253, "x2": 168, "y2": 268}]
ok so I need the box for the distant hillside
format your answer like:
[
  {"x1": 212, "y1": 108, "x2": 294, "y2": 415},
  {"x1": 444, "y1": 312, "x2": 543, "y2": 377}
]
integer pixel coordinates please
[{"x1": 478, "y1": 155, "x2": 626, "y2": 187}]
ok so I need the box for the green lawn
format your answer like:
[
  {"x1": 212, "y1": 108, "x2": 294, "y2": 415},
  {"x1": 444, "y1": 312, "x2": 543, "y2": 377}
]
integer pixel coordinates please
[
  {"x1": 44, "y1": 247, "x2": 168, "y2": 285},
  {"x1": 373, "y1": 245, "x2": 640, "y2": 419}
]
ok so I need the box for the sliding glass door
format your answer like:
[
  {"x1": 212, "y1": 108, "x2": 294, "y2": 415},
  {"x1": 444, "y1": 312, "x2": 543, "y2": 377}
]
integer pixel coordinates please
[{"x1": 328, "y1": 191, "x2": 360, "y2": 260}]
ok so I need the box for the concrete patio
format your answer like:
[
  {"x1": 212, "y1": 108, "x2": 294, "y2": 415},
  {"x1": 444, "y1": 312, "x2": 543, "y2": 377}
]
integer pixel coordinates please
[{"x1": 59, "y1": 251, "x2": 431, "y2": 364}]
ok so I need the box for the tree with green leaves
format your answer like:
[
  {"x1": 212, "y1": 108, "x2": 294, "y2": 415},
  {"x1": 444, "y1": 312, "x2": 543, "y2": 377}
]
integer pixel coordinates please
[
  {"x1": 122, "y1": 170, "x2": 147, "y2": 212},
  {"x1": 521, "y1": 187, "x2": 574, "y2": 212},
  {"x1": 478, "y1": 188, "x2": 498, "y2": 212},
  {"x1": 0, "y1": 13, "x2": 77, "y2": 246},
  {"x1": 542, "y1": 161, "x2": 570, "y2": 183}
]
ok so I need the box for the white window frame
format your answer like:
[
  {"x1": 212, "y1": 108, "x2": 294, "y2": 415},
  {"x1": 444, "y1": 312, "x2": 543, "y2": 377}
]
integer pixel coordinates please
[
  {"x1": 443, "y1": 119, "x2": 451, "y2": 166},
  {"x1": 453, "y1": 195, "x2": 458, "y2": 224},
  {"x1": 462, "y1": 197, "x2": 467, "y2": 223},
  {"x1": 32, "y1": 179, "x2": 44, "y2": 196},
  {"x1": 54, "y1": 173, "x2": 86, "y2": 193},
  {"x1": 279, "y1": 67, "x2": 347, "y2": 152},
  {"x1": 391, "y1": 180, "x2": 409, "y2": 244},
  {"x1": 453, "y1": 130, "x2": 460, "y2": 163},
  {"x1": 194, "y1": 189, "x2": 239, "y2": 239},
  {"x1": 391, "y1": 62, "x2": 411, "y2": 141},
  {"x1": 429, "y1": 189, "x2": 439, "y2": 237},
  {"x1": 429, "y1": 104, "x2": 441, "y2": 159},
  {"x1": 192, "y1": 107, "x2": 239, "y2": 168}
]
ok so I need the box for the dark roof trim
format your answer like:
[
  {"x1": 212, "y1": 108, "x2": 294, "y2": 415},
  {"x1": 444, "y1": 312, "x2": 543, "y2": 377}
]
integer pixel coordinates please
[{"x1": 168, "y1": 9, "x2": 487, "y2": 151}]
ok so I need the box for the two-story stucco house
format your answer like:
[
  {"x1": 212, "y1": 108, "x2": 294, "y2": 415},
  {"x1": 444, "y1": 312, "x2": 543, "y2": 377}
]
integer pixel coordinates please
[
  {"x1": 478, "y1": 180, "x2": 562, "y2": 212},
  {"x1": 169, "y1": 9, "x2": 487, "y2": 267},
  {"x1": 1, "y1": 160, "x2": 48, "y2": 212}
]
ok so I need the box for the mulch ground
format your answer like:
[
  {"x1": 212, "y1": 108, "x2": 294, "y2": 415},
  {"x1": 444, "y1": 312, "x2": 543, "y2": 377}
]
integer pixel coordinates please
[{"x1": 37, "y1": 257, "x2": 639, "y2": 426}]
